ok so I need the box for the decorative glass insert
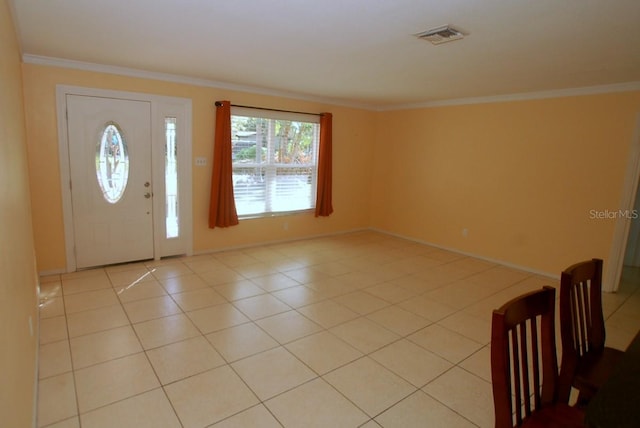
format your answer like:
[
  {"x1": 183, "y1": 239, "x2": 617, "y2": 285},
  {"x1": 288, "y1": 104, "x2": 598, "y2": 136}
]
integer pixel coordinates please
[
  {"x1": 165, "y1": 117, "x2": 179, "y2": 239},
  {"x1": 96, "y1": 122, "x2": 129, "y2": 204}
]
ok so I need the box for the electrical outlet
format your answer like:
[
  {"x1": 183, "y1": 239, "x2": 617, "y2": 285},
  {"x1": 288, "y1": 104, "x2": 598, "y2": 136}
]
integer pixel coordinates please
[
  {"x1": 462, "y1": 228, "x2": 469, "y2": 238},
  {"x1": 195, "y1": 157, "x2": 207, "y2": 166}
]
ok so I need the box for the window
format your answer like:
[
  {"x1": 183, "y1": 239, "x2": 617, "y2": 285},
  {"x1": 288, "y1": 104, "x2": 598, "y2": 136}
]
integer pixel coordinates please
[
  {"x1": 96, "y1": 122, "x2": 129, "y2": 204},
  {"x1": 165, "y1": 117, "x2": 179, "y2": 238},
  {"x1": 231, "y1": 107, "x2": 320, "y2": 217}
]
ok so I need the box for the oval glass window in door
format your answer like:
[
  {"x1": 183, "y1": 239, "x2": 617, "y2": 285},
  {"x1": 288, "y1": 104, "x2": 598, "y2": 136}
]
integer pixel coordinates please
[{"x1": 96, "y1": 122, "x2": 129, "y2": 203}]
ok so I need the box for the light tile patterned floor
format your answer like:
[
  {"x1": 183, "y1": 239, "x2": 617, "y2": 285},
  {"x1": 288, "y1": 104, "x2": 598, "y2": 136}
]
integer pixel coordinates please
[{"x1": 36, "y1": 231, "x2": 640, "y2": 427}]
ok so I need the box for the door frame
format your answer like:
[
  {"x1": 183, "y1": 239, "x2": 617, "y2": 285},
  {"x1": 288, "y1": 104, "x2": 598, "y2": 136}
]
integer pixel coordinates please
[
  {"x1": 605, "y1": 113, "x2": 640, "y2": 292},
  {"x1": 56, "y1": 85, "x2": 193, "y2": 272}
]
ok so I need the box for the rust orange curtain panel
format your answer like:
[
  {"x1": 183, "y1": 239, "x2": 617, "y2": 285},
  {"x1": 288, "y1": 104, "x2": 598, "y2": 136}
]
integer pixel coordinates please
[
  {"x1": 315, "y1": 112, "x2": 333, "y2": 217},
  {"x1": 208, "y1": 101, "x2": 239, "y2": 228}
]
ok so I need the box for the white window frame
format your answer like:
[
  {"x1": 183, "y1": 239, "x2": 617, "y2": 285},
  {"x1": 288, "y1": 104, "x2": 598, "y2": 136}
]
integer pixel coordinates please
[{"x1": 231, "y1": 106, "x2": 320, "y2": 218}]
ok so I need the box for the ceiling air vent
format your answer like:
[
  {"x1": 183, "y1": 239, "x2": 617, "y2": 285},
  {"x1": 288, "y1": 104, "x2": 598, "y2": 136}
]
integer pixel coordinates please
[{"x1": 415, "y1": 25, "x2": 465, "y2": 45}]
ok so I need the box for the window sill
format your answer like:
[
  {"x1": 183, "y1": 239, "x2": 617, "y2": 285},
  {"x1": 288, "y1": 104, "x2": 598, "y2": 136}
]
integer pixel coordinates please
[{"x1": 238, "y1": 209, "x2": 314, "y2": 220}]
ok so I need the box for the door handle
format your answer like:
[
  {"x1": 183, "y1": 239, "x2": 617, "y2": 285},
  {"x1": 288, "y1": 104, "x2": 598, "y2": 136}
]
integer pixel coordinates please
[{"x1": 144, "y1": 193, "x2": 152, "y2": 199}]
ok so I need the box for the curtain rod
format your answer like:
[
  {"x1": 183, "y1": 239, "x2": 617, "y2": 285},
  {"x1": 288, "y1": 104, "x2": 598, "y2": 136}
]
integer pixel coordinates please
[{"x1": 214, "y1": 101, "x2": 322, "y2": 117}]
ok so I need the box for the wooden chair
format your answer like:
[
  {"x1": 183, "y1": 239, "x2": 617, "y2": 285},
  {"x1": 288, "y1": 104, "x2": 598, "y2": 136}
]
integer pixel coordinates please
[
  {"x1": 558, "y1": 258, "x2": 624, "y2": 405},
  {"x1": 491, "y1": 286, "x2": 584, "y2": 427}
]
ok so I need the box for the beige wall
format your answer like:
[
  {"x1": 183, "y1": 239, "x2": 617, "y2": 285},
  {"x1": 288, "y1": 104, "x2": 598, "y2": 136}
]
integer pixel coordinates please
[
  {"x1": 371, "y1": 93, "x2": 640, "y2": 277},
  {"x1": 0, "y1": 0, "x2": 40, "y2": 426},
  {"x1": 5, "y1": 2, "x2": 640, "y2": 423},
  {"x1": 21, "y1": 64, "x2": 376, "y2": 272},
  {"x1": 21, "y1": 60, "x2": 640, "y2": 280}
]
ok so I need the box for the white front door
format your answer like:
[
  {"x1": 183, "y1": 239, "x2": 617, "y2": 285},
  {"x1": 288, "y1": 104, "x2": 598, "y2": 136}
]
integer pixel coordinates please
[{"x1": 67, "y1": 95, "x2": 154, "y2": 268}]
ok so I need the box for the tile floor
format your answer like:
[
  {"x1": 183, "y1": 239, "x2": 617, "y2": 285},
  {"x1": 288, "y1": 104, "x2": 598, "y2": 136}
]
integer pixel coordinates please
[{"x1": 36, "y1": 231, "x2": 640, "y2": 427}]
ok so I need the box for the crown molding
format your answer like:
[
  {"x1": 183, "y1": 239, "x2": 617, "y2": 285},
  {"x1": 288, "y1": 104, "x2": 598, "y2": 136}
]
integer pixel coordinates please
[
  {"x1": 22, "y1": 54, "x2": 372, "y2": 111},
  {"x1": 23, "y1": 54, "x2": 640, "y2": 112},
  {"x1": 381, "y1": 81, "x2": 640, "y2": 111}
]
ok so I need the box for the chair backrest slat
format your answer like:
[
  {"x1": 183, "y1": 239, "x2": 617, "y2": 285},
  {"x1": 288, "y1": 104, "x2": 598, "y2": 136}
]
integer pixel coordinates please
[
  {"x1": 510, "y1": 329, "x2": 523, "y2": 425},
  {"x1": 574, "y1": 282, "x2": 588, "y2": 355},
  {"x1": 521, "y1": 321, "x2": 533, "y2": 417},
  {"x1": 530, "y1": 317, "x2": 541, "y2": 411}
]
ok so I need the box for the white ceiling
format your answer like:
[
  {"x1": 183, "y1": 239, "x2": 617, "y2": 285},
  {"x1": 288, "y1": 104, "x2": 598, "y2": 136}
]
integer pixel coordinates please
[{"x1": 10, "y1": 0, "x2": 640, "y2": 109}]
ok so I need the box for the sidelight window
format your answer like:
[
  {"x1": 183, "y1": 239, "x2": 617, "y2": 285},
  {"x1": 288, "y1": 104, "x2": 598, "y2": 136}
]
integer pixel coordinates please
[{"x1": 165, "y1": 117, "x2": 179, "y2": 238}]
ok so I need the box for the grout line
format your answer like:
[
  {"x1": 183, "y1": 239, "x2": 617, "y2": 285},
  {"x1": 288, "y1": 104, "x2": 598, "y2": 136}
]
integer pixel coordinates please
[{"x1": 37, "y1": 232, "x2": 638, "y2": 427}]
